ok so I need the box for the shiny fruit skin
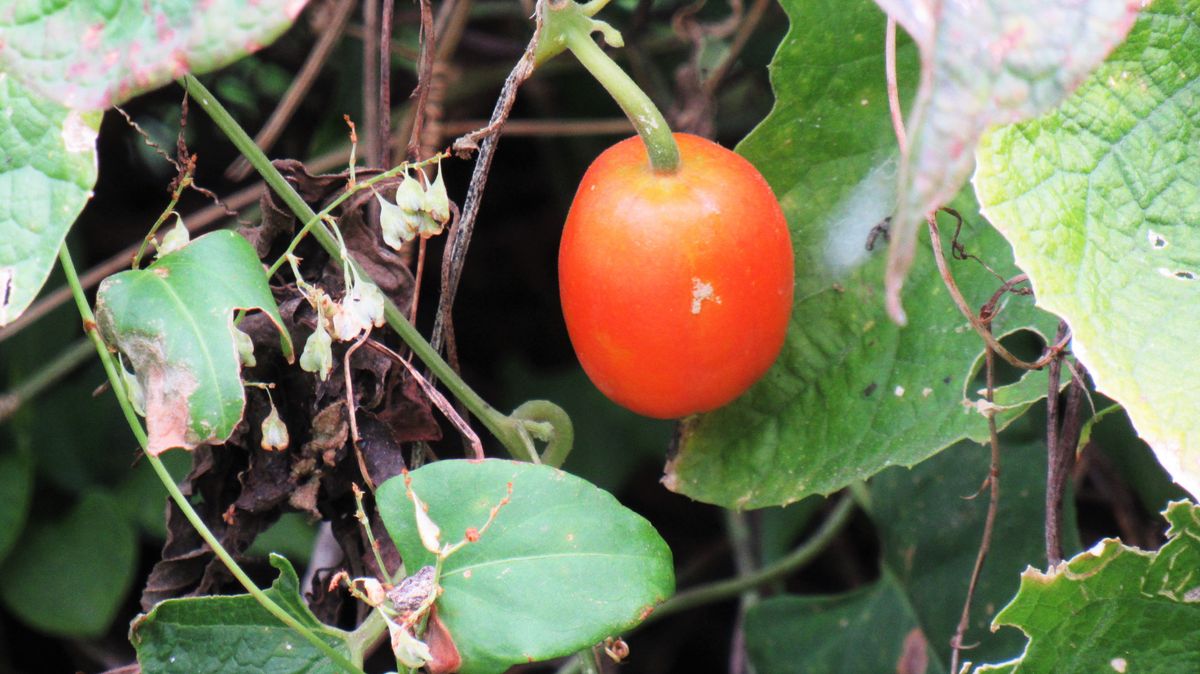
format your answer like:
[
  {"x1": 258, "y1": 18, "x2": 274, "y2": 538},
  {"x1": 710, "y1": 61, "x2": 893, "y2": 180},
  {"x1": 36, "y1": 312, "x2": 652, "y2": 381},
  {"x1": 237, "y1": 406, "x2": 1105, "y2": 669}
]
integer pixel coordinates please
[{"x1": 558, "y1": 133, "x2": 794, "y2": 419}]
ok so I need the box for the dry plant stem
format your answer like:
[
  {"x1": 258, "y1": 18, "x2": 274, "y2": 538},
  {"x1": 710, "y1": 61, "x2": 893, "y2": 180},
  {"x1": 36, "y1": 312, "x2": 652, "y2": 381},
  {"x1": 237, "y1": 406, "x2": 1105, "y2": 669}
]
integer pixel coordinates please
[
  {"x1": 949, "y1": 325, "x2": 1002, "y2": 674},
  {"x1": 885, "y1": 16, "x2": 907, "y2": 156},
  {"x1": 364, "y1": 337, "x2": 486, "y2": 460},
  {"x1": 364, "y1": 0, "x2": 381, "y2": 168},
  {"x1": 701, "y1": 0, "x2": 771, "y2": 97},
  {"x1": 928, "y1": 215, "x2": 1069, "y2": 370},
  {"x1": 344, "y1": 330, "x2": 377, "y2": 492},
  {"x1": 1045, "y1": 321, "x2": 1068, "y2": 564},
  {"x1": 440, "y1": 117, "x2": 631, "y2": 136},
  {"x1": 405, "y1": 0, "x2": 436, "y2": 161},
  {"x1": 379, "y1": 0, "x2": 395, "y2": 169},
  {"x1": 225, "y1": 0, "x2": 356, "y2": 181},
  {"x1": 1047, "y1": 360, "x2": 1088, "y2": 563},
  {"x1": 0, "y1": 337, "x2": 94, "y2": 424},
  {"x1": 431, "y1": 30, "x2": 540, "y2": 356},
  {"x1": 57, "y1": 244, "x2": 365, "y2": 674}
]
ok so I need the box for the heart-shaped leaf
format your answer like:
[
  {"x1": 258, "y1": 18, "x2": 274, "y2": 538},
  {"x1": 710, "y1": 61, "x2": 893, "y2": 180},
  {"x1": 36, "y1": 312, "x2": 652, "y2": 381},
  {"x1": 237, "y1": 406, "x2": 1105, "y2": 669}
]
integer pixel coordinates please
[
  {"x1": 0, "y1": 76, "x2": 99, "y2": 327},
  {"x1": 0, "y1": 0, "x2": 309, "y2": 110},
  {"x1": 0, "y1": 491, "x2": 136, "y2": 637},
  {"x1": 95, "y1": 230, "x2": 293, "y2": 455},
  {"x1": 875, "y1": 0, "x2": 1139, "y2": 321},
  {"x1": 377, "y1": 459, "x2": 674, "y2": 674},
  {"x1": 131, "y1": 555, "x2": 353, "y2": 673},
  {"x1": 975, "y1": 501, "x2": 1200, "y2": 673},
  {"x1": 662, "y1": 0, "x2": 1058, "y2": 510},
  {"x1": 975, "y1": 2, "x2": 1200, "y2": 498}
]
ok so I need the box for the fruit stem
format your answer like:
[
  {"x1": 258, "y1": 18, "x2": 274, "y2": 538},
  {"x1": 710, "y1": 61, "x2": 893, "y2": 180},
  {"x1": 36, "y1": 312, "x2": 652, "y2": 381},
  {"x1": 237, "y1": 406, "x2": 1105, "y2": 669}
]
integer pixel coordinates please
[{"x1": 540, "y1": 1, "x2": 680, "y2": 173}]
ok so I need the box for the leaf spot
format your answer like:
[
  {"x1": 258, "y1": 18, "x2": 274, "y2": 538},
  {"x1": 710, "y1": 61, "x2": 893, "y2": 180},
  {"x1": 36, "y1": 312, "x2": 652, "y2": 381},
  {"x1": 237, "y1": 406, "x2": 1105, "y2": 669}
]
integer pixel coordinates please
[
  {"x1": 893, "y1": 385, "x2": 905, "y2": 397},
  {"x1": 1158, "y1": 267, "x2": 1197, "y2": 281},
  {"x1": 1110, "y1": 657, "x2": 1127, "y2": 673}
]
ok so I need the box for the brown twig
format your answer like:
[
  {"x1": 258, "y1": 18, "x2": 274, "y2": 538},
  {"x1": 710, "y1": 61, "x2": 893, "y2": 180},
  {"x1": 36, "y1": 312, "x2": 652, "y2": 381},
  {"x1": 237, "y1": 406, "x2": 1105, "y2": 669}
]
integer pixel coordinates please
[
  {"x1": 344, "y1": 329, "x2": 376, "y2": 492},
  {"x1": 363, "y1": 0, "x2": 381, "y2": 169},
  {"x1": 363, "y1": 337, "x2": 484, "y2": 460},
  {"x1": 1047, "y1": 358, "x2": 1088, "y2": 563},
  {"x1": 225, "y1": 0, "x2": 356, "y2": 181},
  {"x1": 702, "y1": 0, "x2": 771, "y2": 98},
  {"x1": 928, "y1": 213, "x2": 1070, "y2": 371},
  {"x1": 949, "y1": 312, "x2": 1002, "y2": 674},
  {"x1": 406, "y1": 0, "x2": 437, "y2": 161},
  {"x1": 379, "y1": 0, "x2": 396, "y2": 170},
  {"x1": 431, "y1": 19, "x2": 543, "y2": 357},
  {"x1": 439, "y1": 117, "x2": 632, "y2": 137}
]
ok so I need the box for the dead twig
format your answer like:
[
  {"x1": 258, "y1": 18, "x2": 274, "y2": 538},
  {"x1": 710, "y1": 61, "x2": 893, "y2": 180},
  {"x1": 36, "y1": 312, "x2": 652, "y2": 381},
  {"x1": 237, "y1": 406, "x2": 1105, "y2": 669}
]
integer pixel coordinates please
[
  {"x1": 431, "y1": 18, "x2": 543, "y2": 357},
  {"x1": 949, "y1": 310, "x2": 1002, "y2": 674}
]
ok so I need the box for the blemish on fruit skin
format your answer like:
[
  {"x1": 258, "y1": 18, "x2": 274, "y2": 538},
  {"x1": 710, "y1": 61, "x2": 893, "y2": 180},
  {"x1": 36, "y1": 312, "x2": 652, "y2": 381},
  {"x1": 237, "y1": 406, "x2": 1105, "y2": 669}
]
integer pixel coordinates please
[{"x1": 690, "y1": 277, "x2": 721, "y2": 314}]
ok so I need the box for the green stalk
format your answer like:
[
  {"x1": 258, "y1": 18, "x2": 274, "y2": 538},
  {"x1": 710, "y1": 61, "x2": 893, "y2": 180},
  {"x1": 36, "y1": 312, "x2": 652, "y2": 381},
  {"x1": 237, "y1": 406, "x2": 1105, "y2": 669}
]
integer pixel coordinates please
[
  {"x1": 539, "y1": 0, "x2": 679, "y2": 173},
  {"x1": 58, "y1": 244, "x2": 365, "y2": 674},
  {"x1": 181, "y1": 74, "x2": 562, "y2": 462}
]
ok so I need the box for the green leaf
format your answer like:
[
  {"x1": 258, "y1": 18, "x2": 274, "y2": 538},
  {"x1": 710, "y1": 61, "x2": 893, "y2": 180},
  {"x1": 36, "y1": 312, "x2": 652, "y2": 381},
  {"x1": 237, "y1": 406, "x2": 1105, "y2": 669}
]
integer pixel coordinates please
[
  {"x1": 0, "y1": 490, "x2": 136, "y2": 637},
  {"x1": 746, "y1": 578, "x2": 943, "y2": 674},
  {"x1": 132, "y1": 554, "x2": 353, "y2": 673},
  {"x1": 663, "y1": 0, "x2": 1058, "y2": 509},
  {"x1": 377, "y1": 459, "x2": 675, "y2": 674},
  {"x1": 95, "y1": 231, "x2": 293, "y2": 455},
  {"x1": 868, "y1": 435, "x2": 1080, "y2": 667},
  {"x1": 0, "y1": 445, "x2": 33, "y2": 564},
  {"x1": 976, "y1": 501, "x2": 1200, "y2": 673},
  {"x1": 0, "y1": 0, "x2": 309, "y2": 110},
  {"x1": 0, "y1": 76, "x2": 99, "y2": 327},
  {"x1": 875, "y1": 0, "x2": 1139, "y2": 321},
  {"x1": 745, "y1": 435, "x2": 1077, "y2": 673},
  {"x1": 976, "y1": 2, "x2": 1200, "y2": 498}
]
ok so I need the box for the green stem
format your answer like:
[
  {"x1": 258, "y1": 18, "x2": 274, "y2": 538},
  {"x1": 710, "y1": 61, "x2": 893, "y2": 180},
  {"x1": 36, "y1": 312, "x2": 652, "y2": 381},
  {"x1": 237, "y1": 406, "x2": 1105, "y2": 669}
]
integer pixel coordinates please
[
  {"x1": 57, "y1": 244, "x2": 365, "y2": 674},
  {"x1": 181, "y1": 74, "x2": 563, "y2": 462},
  {"x1": 646, "y1": 494, "x2": 855, "y2": 624},
  {"x1": 0, "y1": 337, "x2": 94, "y2": 424},
  {"x1": 542, "y1": 1, "x2": 679, "y2": 173}
]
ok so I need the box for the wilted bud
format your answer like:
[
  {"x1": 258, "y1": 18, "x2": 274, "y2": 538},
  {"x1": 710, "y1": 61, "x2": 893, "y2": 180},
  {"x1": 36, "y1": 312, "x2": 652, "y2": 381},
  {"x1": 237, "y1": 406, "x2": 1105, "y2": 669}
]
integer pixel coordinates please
[
  {"x1": 345, "y1": 280, "x2": 385, "y2": 330},
  {"x1": 377, "y1": 192, "x2": 420, "y2": 250},
  {"x1": 157, "y1": 215, "x2": 190, "y2": 257},
  {"x1": 299, "y1": 322, "x2": 333, "y2": 380},
  {"x1": 423, "y1": 165, "x2": 450, "y2": 225},
  {"x1": 386, "y1": 615, "x2": 433, "y2": 668},
  {"x1": 395, "y1": 171, "x2": 426, "y2": 212},
  {"x1": 410, "y1": 490, "x2": 442, "y2": 555},
  {"x1": 260, "y1": 403, "x2": 289, "y2": 451},
  {"x1": 234, "y1": 328, "x2": 256, "y2": 368}
]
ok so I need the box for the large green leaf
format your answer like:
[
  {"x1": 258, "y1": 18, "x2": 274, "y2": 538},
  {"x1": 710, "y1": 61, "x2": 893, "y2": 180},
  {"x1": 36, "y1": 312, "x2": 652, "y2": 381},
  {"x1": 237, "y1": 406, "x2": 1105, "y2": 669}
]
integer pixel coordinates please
[
  {"x1": 95, "y1": 230, "x2": 293, "y2": 455},
  {"x1": 377, "y1": 460, "x2": 675, "y2": 674},
  {"x1": 746, "y1": 578, "x2": 943, "y2": 674},
  {"x1": 0, "y1": 446, "x2": 33, "y2": 565},
  {"x1": 874, "y1": 0, "x2": 1139, "y2": 321},
  {"x1": 0, "y1": 490, "x2": 136, "y2": 637},
  {"x1": 0, "y1": 0, "x2": 309, "y2": 110},
  {"x1": 975, "y1": 1, "x2": 1200, "y2": 498},
  {"x1": 976, "y1": 501, "x2": 1200, "y2": 673},
  {"x1": 663, "y1": 0, "x2": 1058, "y2": 509},
  {"x1": 745, "y1": 435, "x2": 1076, "y2": 673},
  {"x1": 0, "y1": 76, "x2": 99, "y2": 327},
  {"x1": 132, "y1": 555, "x2": 353, "y2": 673}
]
